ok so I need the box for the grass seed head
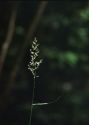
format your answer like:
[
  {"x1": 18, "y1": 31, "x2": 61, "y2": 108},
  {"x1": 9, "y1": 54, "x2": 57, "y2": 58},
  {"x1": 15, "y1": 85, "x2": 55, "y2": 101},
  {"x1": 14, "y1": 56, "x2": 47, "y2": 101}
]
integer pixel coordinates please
[{"x1": 28, "y1": 37, "x2": 43, "y2": 77}]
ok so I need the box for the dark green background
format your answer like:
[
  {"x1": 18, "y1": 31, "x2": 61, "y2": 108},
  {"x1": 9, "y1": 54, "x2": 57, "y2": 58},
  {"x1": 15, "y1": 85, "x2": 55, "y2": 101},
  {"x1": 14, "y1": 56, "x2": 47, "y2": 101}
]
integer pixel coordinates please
[{"x1": 0, "y1": 1, "x2": 89, "y2": 125}]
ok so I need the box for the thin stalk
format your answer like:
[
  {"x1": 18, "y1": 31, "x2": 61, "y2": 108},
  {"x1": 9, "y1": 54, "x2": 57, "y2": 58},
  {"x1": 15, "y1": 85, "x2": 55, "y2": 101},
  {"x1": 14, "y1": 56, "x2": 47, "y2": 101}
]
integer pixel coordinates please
[{"x1": 29, "y1": 75, "x2": 36, "y2": 125}]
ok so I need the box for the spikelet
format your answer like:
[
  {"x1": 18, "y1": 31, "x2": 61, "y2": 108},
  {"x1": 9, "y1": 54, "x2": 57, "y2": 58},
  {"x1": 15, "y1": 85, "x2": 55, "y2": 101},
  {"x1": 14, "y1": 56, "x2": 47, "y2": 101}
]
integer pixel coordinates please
[{"x1": 28, "y1": 37, "x2": 43, "y2": 77}]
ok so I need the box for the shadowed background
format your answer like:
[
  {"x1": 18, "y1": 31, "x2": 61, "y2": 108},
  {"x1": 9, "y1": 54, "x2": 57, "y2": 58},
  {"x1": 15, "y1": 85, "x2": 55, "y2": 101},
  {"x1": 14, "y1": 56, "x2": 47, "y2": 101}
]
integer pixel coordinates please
[{"x1": 0, "y1": 1, "x2": 89, "y2": 125}]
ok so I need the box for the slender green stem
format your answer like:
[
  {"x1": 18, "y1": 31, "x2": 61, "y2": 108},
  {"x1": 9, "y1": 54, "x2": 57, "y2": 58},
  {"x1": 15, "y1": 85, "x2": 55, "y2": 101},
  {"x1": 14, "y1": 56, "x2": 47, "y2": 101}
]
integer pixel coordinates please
[{"x1": 29, "y1": 75, "x2": 36, "y2": 125}]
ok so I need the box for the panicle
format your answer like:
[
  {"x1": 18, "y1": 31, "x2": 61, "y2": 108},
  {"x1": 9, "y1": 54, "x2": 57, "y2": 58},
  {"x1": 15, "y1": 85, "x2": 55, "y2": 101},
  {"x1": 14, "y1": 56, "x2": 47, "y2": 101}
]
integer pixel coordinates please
[{"x1": 28, "y1": 37, "x2": 43, "y2": 77}]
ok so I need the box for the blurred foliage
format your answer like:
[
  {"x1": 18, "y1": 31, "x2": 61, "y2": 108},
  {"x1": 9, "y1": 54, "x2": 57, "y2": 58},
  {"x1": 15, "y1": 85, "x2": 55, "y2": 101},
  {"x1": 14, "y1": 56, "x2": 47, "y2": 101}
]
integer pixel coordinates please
[{"x1": 0, "y1": 1, "x2": 89, "y2": 125}]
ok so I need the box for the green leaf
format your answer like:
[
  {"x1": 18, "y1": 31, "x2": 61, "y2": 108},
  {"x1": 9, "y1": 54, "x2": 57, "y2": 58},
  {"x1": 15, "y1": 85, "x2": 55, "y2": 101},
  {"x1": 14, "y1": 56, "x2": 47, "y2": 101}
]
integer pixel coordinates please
[{"x1": 64, "y1": 51, "x2": 78, "y2": 66}]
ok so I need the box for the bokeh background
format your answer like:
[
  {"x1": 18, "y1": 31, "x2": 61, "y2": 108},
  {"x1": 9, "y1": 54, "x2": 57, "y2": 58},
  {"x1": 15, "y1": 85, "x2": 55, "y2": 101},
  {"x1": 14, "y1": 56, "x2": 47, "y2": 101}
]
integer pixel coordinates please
[{"x1": 0, "y1": 1, "x2": 89, "y2": 125}]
